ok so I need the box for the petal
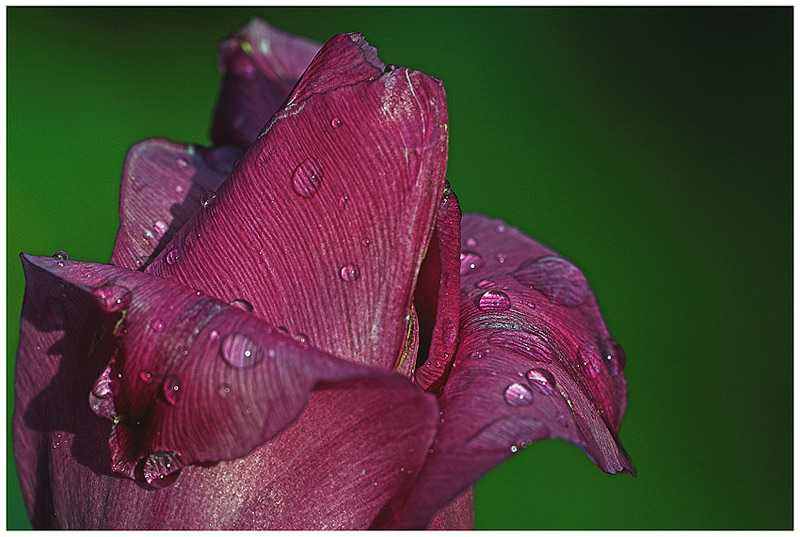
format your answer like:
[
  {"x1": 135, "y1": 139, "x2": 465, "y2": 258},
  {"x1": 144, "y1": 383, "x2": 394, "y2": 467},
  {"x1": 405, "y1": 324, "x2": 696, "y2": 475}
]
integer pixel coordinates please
[
  {"x1": 14, "y1": 254, "x2": 439, "y2": 528},
  {"x1": 211, "y1": 18, "x2": 321, "y2": 148},
  {"x1": 380, "y1": 214, "x2": 634, "y2": 528},
  {"x1": 427, "y1": 487, "x2": 474, "y2": 530},
  {"x1": 413, "y1": 183, "x2": 462, "y2": 393},
  {"x1": 110, "y1": 139, "x2": 241, "y2": 270},
  {"x1": 146, "y1": 33, "x2": 449, "y2": 371}
]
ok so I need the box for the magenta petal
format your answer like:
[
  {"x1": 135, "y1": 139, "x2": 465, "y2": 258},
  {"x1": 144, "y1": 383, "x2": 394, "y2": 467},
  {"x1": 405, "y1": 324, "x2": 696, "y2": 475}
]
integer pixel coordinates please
[
  {"x1": 382, "y1": 213, "x2": 634, "y2": 528},
  {"x1": 110, "y1": 139, "x2": 241, "y2": 270},
  {"x1": 146, "y1": 33, "x2": 449, "y2": 371},
  {"x1": 211, "y1": 18, "x2": 320, "y2": 148},
  {"x1": 15, "y1": 254, "x2": 439, "y2": 528},
  {"x1": 413, "y1": 184, "x2": 462, "y2": 393}
]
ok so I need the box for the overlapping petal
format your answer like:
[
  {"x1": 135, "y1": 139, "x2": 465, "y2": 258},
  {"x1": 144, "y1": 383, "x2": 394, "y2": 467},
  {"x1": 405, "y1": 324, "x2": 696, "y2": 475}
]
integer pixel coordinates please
[
  {"x1": 211, "y1": 18, "x2": 320, "y2": 148},
  {"x1": 378, "y1": 213, "x2": 633, "y2": 528},
  {"x1": 14, "y1": 254, "x2": 439, "y2": 528},
  {"x1": 111, "y1": 139, "x2": 241, "y2": 270},
  {"x1": 146, "y1": 33, "x2": 449, "y2": 372}
]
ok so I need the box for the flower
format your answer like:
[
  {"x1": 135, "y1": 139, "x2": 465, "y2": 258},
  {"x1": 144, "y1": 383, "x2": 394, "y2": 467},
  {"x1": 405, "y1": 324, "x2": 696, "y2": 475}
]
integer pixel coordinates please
[{"x1": 13, "y1": 19, "x2": 633, "y2": 530}]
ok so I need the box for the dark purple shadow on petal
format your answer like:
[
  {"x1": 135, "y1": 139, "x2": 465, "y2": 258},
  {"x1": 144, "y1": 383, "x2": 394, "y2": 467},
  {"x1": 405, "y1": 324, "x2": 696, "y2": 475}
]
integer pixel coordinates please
[
  {"x1": 413, "y1": 183, "x2": 461, "y2": 394},
  {"x1": 15, "y1": 254, "x2": 441, "y2": 528},
  {"x1": 211, "y1": 18, "x2": 321, "y2": 148},
  {"x1": 376, "y1": 213, "x2": 634, "y2": 529},
  {"x1": 145, "y1": 33, "x2": 449, "y2": 372},
  {"x1": 111, "y1": 139, "x2": 241, "y2": 270}
]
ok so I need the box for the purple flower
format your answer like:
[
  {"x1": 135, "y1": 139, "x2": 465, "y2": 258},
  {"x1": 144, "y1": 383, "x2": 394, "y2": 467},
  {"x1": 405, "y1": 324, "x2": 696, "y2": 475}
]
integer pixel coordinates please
[{"x1": 14, "y1": 19, "x2": 633, "y2": 530}]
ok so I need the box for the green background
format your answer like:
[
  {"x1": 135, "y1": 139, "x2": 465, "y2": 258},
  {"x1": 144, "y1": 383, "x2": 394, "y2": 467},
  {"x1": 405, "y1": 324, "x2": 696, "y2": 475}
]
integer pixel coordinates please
[{"x1": 7, "y1": 7, "x2": 792, "y2": 530}]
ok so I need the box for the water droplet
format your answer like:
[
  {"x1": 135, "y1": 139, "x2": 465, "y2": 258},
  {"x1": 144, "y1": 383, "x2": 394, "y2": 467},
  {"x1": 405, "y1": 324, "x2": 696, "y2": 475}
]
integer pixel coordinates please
[
  {"x1": 175, "y1": 184, "x2": 185, "y2": 194},
  {"x1": 218, "y1": 384, "x2": 232, "y2": 398},
  {"x1": 488, "y1": 330, "x2": 552, "y2": 362},
  {"x1": 476, "y1": 279, "x2": 494, "y2": 289},
  {"x1": 513, "y1": 256, "x2": 588, "y2": 307},
  {"x1": 200, "y1": 191, "x2": 217, "y2": 208},
  {"x1": 468, "y1": 349, "x2": 485, "y2": 360},
  {"x1": 339, "y1": 264, "x2": 361, "y2": 282},
  {"x1": 52, "y1": 250, "x2": 68, "y2": 262},
  {"x1": 496, "y1": 253, "x2": 507, "y2": 264},
  {"x1": 504, "y1": 383, "x2": 534, "y2": 406},
  {"x1": 331, "y1": 116, "x2": 342, "y2": 129},
  {"x1": 91, "y1": 284, "x2": 133, "y2": 312},
  {"x1": 361, "y1": 238, "x2": 371, "y2": 248},
  {"x1": 338, "y1": 194, "x2": 349, "y2": 209},
  {"x1": 496, "y1": 222, "x2": 507, "y2": 233},
  {"x1": 578, "y1": 344, "x2": 601, "y2": 379},
  {"x1": 291, "y1": 159, "x2": 322, "y2": 198},
  {"x1": 230, "y1": 298, "x2": 253, "y2": 313},
  {"x1": 176, "y1": 158, "x2": 188, "y2": 169},
  {"x1": 166, "y1": 249, "x2": 179, "y2": 265},
  {"x1": 459, "y1": 250, "x2": 484, "y2": 275},
  {"x1": 151, "y1": 320, "x2": 164, "y2": 332},
  {"x1": 220, "y1": 333, "x2": 262, "y2": 369},
  {"x1": 143, "y1": 452, "x2": 181, "y2": 489},
  {"x1": 154, "y1": 220, "x2": 168, "y2": 235},
  {"x1": 478, "y1": 290, "x2": 511, "y2": 312},
  {"x1": 526, "y1": 368, "x2": 557, "y2": 395},
  {"x1": 162, "y1": 376, "x2": 181, "y2": 405},
  {"x1": 295, "y1": 333, "x2": 310, "y2": 348},
  {"x1": 139, "y1": 370, "x2": 153, "y2": 383},
  {"x1": 89, "y1": 366, "x2": 115, "y2": 420},
  {"x1": 465, "y1": 237, "x2": 478, "y2": 248},
  {"x1": 209, "y1": 330, "x2": 220, "y2": 341},
  {"x1": 597, "y1": 336, "x2": 626, "y2": 376}
]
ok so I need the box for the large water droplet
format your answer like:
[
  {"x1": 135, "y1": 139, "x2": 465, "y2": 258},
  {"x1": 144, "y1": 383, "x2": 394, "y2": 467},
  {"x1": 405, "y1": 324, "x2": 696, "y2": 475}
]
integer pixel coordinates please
[
  {"x1": 52, "y1": 250, "x2": 68, "y2": 266},
  {"x1": 291, "y1": 159, "x2": 322, "y2": 198},
  {"x1": 162, "y1": 376, "x2": 181, "y2": 405},
  {"x1": 91, "y1": 284, "x2": 133, "y2": 312},
  {"x1": 220, "y1": 333, "x2": 262, "y2": 369},
  {"x1": 488, "y1": 330, "x2": 553, "y2": 362},
  {"x1": 478, "y1": 290, "x2": 511, "y2": 312},
  {"x1": 200, "y1": 191, "x2": 217, "y2": 208},
  {"x1": 503, "y1": 383, "x2": 534, "y2": 406},
  {"x1": 597, "y1": 336, "x2": 626, "y2": 376},
  {"x1": 339, "y1": 264, "x2": 361, "y2": 282},
  {"x1": 526, "y1": 368, "x2": 557, "y2": 395},
  {"x1": 513, "y1": 256, "x2": 588, "y2": 307},
  {"x1": 166, "y1": 249, "x2": 179, "y2": 266},
  {"x1": 230, "y1": 298, "x2": 254, "y2": 313},
  {"x1": 331, "y1": 116, "x2": 342, "y2": 129},
  {"x1": 154, "y1": 220, "x2": 168, "y2": 235},
  {"x1": 89, "y1": 366, "x2": 116, "y2": 420},
  {"x1": 143, "y1": 452, "x2": 181, "y2": 489},
  {"x1": 578, "y1": 344, "x2": 601, "y2": 379},
  {"x1": 460, "y1": 250, "x2": 484, "y2": 275}
]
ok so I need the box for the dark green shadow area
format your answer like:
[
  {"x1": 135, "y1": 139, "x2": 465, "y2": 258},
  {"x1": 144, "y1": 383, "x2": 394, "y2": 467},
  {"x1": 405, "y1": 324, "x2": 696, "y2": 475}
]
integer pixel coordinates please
[{"x1": 7, "y1": 7, "x2": 792, "y2": 530}]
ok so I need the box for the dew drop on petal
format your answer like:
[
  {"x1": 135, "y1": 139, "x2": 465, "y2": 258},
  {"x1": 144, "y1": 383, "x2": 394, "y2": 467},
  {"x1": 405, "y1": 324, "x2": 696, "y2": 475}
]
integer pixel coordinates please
[
  {"x1": 503, "y1": 383, "x2": 534, "y2": 406},
  {"x1": 91, "y1": 284, "x2": 133, "y2": 312},
  {"x1": 175, "y1": 184, "x2": 185, "y2": 194},
  {"x1": 220, "y1": 333, "x2": 262, "y2": 369},
  {"x1": 496, "y1": 222, "x2": 507, "y2": 233},
  {"x1": 526, "y1": 368, "x2": 557, "y2": 395},
  {"x1": 331, "y1": 116, "x2": 342, "y2": 129},
  {"x1": 176, "y1": 158, "x2": 189, "y2": 169},
  {"x1": 139, "y1": 370, "x2": 153, "y2": 383},
  {"x1": 200, "y1": 191, "x2": 217, "y2": 208},
  {"x1": 52, "y1": 250, "x2": 68, "y2": 261},
  {"x1": 339, "y1": 264, "x2": 361, "y2": 282},
  {"x1": 209, "y1": 330, "x2": 220, "y2": 341},
  {"x1": 338, "y1": 194, "x2": 349, "y2": 209},
  {"x1": 154, "y1": 220, "x2": 168, "y2": 235},
  {"x1": 143, "y1": 452, "x2": 181, "y2": 489},
  {"x1": 478, "y1": 290, "x2": 511, "y2": 312},
  {"x1": 291, "y1": 159, "x2": 322, "y2": 198},
  {"x1": 598, "y1": 336, "x2": 626, "y2": 376},
  {"x1": 496, "y1": 253, "x2": 507, "y2": 264},
  {"x1": 459, "y1": 250, "x2": 483, "y2": 275},
  {"x1": 162, "y1": 376, "x2": 181, "y2": 405},
  {"x1": 465, "y1": 237, "x2": 478, "y2": 248},
  {"x1": 89, "y1": 366, "x2": 115, "y2": 420},
  {"x1": 361, "y1": 238, "x2": 371, "y2": 248},
  {"x1": 151, "y1": 320, "x2": 164, "y2": 332},
  {"x1": 468, "y1": 349, "x2": 485, "y2": 360},
  {"x1": 218, "y1": 384, "x2": 232, "y2": 398},
  {"x1": 166, "y1": 249, "x2": 179, "y2": 266},
  {"x1": 230, "y1": 298, "x2": 253, "y2": 313}
]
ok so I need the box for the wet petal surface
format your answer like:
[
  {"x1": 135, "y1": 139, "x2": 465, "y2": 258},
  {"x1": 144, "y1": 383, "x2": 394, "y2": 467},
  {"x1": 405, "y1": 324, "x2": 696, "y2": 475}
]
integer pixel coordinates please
[
  {"x1": 146, "y1": 33, "x2": 449, "y2": 371},
  {"x1": 111, "y1": 139, "x2": 241, "y2": 270},
  {"x1": 380, "y1": 213, "x2": 633, "y2": 528}
]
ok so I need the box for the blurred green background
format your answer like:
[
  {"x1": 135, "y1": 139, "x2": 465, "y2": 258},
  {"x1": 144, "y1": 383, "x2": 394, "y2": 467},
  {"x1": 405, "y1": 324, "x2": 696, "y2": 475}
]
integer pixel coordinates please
[{"x1": 7, "y1": 7, "x2": 792, "y2": 530}]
